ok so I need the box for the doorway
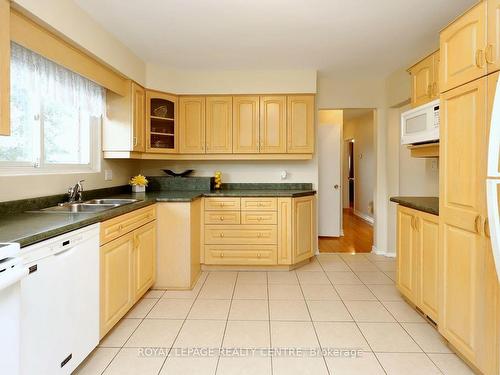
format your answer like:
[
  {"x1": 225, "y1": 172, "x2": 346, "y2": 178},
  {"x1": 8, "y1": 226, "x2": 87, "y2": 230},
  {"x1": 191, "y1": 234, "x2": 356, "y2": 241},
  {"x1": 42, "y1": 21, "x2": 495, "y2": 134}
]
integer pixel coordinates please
[{"x1": 318, "y1": 108, "x2": 375, "y2": 253}]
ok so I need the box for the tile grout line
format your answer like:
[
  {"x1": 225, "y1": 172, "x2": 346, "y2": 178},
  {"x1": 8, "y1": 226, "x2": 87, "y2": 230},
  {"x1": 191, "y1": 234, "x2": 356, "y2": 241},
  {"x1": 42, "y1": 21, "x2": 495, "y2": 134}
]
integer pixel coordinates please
[
  {"x1": 266, "y1": 271, "x2": 274, "y2": 375},
  {"x1": 318, "y1": 254, "x2": 389, "y2": 375},
  {"x1": 214, "y1": 271, "x2": 239, "y2": 375},
  {"x1": 154, "y1": 272, "x2": 209, "y2": 375}
]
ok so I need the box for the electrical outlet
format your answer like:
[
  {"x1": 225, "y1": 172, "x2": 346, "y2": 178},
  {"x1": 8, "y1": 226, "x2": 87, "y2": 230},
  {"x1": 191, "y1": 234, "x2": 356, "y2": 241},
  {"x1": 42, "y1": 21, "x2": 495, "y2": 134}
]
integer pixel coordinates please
[
  {"x1": 281, "y1": 170, "x2": 288, "y2": 180},
  {"x1": 104, "y1": 169, "x2": 113, "y2": 181},
  {"x1": 430, "y1": 159, "x2": 438, "y2": 171}
]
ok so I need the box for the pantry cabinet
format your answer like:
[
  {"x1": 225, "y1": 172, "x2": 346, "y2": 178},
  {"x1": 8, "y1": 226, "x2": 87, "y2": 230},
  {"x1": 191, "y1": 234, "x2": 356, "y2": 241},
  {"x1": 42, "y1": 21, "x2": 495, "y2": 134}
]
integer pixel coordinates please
[
  {"x1": 260, "y1": 96, "x2": 287, "y2": 153},
  {"x1": 233, "y1": 96, "x2": 260, "y2": 153},
  {"x1": 440, "y1": 2, "x2": 487, "y2": 92},
  {"x1": 179, "y1": 96, "x2": 206, "y2": 154},
  {"x1": 206, "y1": 96, "x2": 233, "y2": 153},
  {"x1": 99, "y1": 206, "x2": 157, "y2": 338},
  {"x1": 408, "y1": 51, "x2": 439, "y2": 107},
  {"x1": 287, "y1": 95, "x2": 315, "y2": 153},
  {"x1": 487, "y1": 0, "x2": 500, "y2": 73},
  {"x1": 0, "y1": 0, "x2": 10, "y2": 136}
]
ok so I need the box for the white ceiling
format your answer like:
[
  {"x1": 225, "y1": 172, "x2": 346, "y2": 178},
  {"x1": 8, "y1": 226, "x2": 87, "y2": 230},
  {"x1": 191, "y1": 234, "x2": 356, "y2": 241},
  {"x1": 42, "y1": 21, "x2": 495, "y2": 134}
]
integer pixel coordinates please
[{"x1": 75, "y1": 0, "x2": 476, "y2": 76}]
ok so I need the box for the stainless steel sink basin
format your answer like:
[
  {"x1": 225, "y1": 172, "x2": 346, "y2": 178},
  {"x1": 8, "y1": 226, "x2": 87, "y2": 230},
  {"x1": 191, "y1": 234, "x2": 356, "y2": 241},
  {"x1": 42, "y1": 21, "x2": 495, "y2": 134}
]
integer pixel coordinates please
[
  {"x1": 84, "y1": 198, "x2": 138, "y2": 205},
  {"x1": 38, "y1": 203, "x2": 120, "y2": 213}
]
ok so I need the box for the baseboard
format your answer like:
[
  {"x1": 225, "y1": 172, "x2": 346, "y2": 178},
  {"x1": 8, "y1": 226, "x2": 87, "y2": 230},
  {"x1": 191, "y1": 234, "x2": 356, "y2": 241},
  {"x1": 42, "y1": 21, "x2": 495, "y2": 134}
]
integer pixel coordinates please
[
  {"x1": 371, "y1": 246, "x2": 396, "y2": 258},
  {"x1": 353, "y1": 210, "x2": 374, "y2": 225},
  {"x1": 340, "y1": 229, "x2": 344, "y2": 236}
]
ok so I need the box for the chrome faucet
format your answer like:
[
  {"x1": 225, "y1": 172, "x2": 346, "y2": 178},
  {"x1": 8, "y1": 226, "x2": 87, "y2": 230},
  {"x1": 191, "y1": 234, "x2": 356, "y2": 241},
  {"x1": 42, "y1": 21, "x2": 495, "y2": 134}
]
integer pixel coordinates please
[{"x1": 67, "y1": 180, "x2": 85, "y2": 203}]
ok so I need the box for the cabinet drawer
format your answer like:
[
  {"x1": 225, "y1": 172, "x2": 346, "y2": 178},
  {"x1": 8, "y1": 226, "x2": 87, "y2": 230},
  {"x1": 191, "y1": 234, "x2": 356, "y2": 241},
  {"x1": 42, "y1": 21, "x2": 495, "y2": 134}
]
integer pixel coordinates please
[
  {"x1": 100, "y1": 205, "x2": 156, "y2": 245},
  {"x1": 204, "y1": 197, "x2": 241, "y2": 211},
  {"x1": 241, "y1": 211, "x2": 277, "y2": 225},
  {"x1": 241, "y1": 197, "x2": 277, "y2": 211},
  {"x1": 205, "y1": 245, "x2": 277, "y2": 265},
  {"x1": 204, "y1": 211, "x2": 241, "y2": 225},
  {"x1": 205, "y1": 225, "x2": 277, "y2": 245}
]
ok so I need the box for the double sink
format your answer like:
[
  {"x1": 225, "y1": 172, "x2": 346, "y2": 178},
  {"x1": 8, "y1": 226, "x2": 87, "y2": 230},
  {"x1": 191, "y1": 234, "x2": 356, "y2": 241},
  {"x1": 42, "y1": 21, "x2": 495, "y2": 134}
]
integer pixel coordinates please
[{"x1": 35, "y1": 198, "x2": 138, "y2": 214}]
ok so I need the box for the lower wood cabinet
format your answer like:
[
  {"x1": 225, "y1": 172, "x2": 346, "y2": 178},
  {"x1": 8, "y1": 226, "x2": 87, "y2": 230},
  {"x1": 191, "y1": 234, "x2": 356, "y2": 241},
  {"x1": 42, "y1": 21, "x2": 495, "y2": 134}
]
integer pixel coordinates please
[
  {"x1": 202, "y1": 195, "x2": 316, "y2": 266},
  {"x1": 396, "y1": 205, "x2": 438, "y2": 322},
  {"x1": 100, "y1": 207, "x2": 156, "y2": 338}
]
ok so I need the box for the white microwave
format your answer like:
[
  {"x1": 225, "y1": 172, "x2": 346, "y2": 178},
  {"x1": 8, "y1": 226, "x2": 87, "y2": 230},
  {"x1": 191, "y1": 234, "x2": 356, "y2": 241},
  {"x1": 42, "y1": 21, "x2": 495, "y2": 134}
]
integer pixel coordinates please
[{"x1": 401, "y1": 99, "x2": 440, "y2": 145}]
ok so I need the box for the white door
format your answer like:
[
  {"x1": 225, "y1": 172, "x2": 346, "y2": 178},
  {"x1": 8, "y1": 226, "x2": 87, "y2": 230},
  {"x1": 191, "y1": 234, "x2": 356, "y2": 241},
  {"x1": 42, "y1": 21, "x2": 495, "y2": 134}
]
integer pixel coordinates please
[{"x1": 318, "y1": 112, "x2": 342, "y2": 236}]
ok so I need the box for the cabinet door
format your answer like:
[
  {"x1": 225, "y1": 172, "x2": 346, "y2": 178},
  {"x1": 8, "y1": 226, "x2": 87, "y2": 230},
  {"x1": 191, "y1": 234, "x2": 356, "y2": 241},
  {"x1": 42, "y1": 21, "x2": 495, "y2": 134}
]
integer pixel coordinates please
[
  {"x1": 409, "y1": 55, "x2": 434, "y2": 107},
  {"x1": 396, "y1": 206, "x2": 418, "y2": 301},
  {"x1": 417, "y1": 212, "x2": 439, "y2": 321},
  {"x1": 440, "y1": 2, "x2": 487, "y2": 92},
  {"x1": 133, "y1": 222, "x2": 156, "y2": 301},
  {"x1": 233, "y1": 96, "x2": 259, "y2": 153},
  {"x1": 146, "y1": 91, "x2": 177, "y2": 153},
  {"x1": 432, "y1": 51, "x2": 440, "y2": 99},
  {"x1": 0, "y1": 0, "x2": 9, "y2": 136},
  {"x1": 487, "y1": 0, "x2": 500, "y2": 73},
  {"x1": 439, "y1": 77, "x2": 487, "y2": 365},
  {"x1": 206, "y1": 96, "x2": 232, "y2": 153},
  {"x1": 277, "y1": 198, "x2": 292, "y2": 265},
  {"x1": 100, "y1": 233, "x2": 134, "y2": 338},
  {"x1": 131, "y1": 82, "x2": 146, "y2": 152},
  {"x1": 260, "y1": 96, "x2": 287, "y2": 153},
  {"x1": 179, "y1": 96, "x2": 206, "y2": 154},
  {"x1": 292, "y1": 196, "x2": 315, "y2": 263},
  {"x1": 287, "y1": 95, "x2": 315, "y2": 153}
]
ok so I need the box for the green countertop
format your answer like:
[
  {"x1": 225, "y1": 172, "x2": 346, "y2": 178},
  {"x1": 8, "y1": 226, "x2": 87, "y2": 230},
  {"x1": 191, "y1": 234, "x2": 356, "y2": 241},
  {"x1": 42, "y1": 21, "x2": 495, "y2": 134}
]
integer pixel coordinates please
[
  {"x1": 390, "y1": 196, "x2": 439, "y2": 216},
  {"x1": 0, "y1": 189, "x2": 316, "y2": 247}
]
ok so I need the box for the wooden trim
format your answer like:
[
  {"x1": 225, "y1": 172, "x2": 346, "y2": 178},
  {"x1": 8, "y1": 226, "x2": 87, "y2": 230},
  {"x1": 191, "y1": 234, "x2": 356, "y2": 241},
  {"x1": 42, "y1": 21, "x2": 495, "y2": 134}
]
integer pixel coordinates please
[
  {"x1": 0, "y1": 0, "x2": 9, "y2": 135},
  {"x1": 407, "y1": 49, "x2": 440, "y2": 72},
  {"x1": 103, "y1": 151, "x2": 313, "y2": 160},
  {"x1": 10, "y1": 9, "x2": 128, "y2": 96},
  {"x1": 408, "y1": 142, "x2": 439, "y2": 158}
]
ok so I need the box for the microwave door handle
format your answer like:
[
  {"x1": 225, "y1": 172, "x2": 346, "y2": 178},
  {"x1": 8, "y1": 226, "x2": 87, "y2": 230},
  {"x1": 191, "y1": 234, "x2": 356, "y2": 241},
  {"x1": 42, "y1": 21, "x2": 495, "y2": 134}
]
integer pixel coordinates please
[{"x1": 487, "y1": 180, "x2": 500, "y2": 282}]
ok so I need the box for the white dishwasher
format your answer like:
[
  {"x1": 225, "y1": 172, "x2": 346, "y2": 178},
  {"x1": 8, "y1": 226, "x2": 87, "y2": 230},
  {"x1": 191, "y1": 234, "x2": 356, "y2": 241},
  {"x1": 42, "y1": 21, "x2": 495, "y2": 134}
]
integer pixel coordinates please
[{"x1": 20, "y1": 224, "x2": 100, "y2": 375}]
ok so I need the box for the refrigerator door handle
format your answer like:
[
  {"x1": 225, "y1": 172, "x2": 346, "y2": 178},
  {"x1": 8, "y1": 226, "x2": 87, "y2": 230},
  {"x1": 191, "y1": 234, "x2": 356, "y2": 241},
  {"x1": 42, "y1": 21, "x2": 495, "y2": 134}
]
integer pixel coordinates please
[{"x1": 487, "y1": 179, "x2": 500, "y2": 282}]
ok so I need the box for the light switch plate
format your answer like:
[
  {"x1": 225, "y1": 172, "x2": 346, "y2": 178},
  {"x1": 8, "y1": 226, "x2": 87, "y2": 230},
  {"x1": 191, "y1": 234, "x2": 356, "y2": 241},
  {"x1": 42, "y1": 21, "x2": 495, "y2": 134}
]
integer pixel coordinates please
[{"x1": 104, "y1": 169, "x2": 113, "y2": 181}]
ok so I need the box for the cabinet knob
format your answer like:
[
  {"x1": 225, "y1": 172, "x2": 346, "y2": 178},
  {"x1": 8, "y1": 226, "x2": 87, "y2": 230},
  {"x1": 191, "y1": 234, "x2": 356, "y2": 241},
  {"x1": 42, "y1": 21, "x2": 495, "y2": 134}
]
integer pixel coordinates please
[
  {"x1": 257, "y1": 217, "x2": 263, "y2": 221},
  {"x1": 219, "y1": 216, "x2": 224, "y2": 221},
  {"x1": 220, "y1": 252, "x2": 224, "y2": 258},
  {"x1": 220, "y1": 202, "x2": 225, "y2": 207},
  {"x1": 257, "y1": 233, "x2": 262, "y2": 238},
  {"x1": 257, "y1": 253, "x2": 261, "y2": 258},
  {"x1": 219, "y1": 233, "x2": 224, "y2": 238}
]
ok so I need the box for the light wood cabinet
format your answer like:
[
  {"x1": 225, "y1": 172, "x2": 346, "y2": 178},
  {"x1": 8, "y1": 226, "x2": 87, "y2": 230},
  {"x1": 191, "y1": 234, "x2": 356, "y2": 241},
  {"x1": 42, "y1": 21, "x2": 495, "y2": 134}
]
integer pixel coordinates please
[
  {"x1": 396, "y1": 206, "x2": 418, "y2": 301},
  {"x1": 487, "y1": 0, "x2": 500, "y2": 73},
  {"x1": 408, "y1": 51, "x2": 439, "y2": 107},
  {"x1": 277, "y1": 198, "x2": 293, "y2": 265},
  {"x1": 206, "y1": 96, "x2": 233, "y2": 153},
  {"x1": 440, "y1": 2, "x2": 487, "y2": 93},
  {"x1": 100, "y1": 232, "x2": 134, "y2": 338},
  {"x1": 100, "y1": 208, "x2": 156, "y2": 338},
  {"x1": 131, "y1": 82, "x2": 146, "y2": 152},
  {"x1": 179, "y1": 96, "x2": 206, "y2": 154},
  {"x1": 287, "y1": 95, "x2": 315, "y2": 153},
  {"x1": 133, "y1": 221, "x2": 156, "y2": 301},
  {"x1": 260, "y1": 96, "x2": 287, "y2": 153},
  {"x1": 0, "y1": 0, "x2": 10, "y2": 136},
  {"x1": 146, "y1": 91, "x2": 177, "y2": 153},
  {"x1": 292, "y1": 195, "x2": 315, "y2": 263},
  {"x1": 233, "y1": 96, "x2": 260, "y2": 153}
]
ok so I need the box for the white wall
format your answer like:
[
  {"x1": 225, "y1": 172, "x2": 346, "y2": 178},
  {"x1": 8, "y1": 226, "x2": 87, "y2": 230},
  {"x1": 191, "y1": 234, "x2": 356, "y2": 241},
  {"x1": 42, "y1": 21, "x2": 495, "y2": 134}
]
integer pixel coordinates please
[
  {"x1": 146, "y1": 64, "x2": 317, "y2": 94},
  {"x1": 12, "y1": 0, "x2": 146, "y2": 84},
  {"x1": 343, "y1": 111, "x2": 375, "y2": 221}
]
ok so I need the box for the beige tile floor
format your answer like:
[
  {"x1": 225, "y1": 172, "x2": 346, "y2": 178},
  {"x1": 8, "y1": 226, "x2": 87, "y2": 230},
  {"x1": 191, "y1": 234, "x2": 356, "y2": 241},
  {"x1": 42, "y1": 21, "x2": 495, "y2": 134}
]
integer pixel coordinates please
[{"x1": 75, "y1": 253, "x2": 474, "y2": 375}]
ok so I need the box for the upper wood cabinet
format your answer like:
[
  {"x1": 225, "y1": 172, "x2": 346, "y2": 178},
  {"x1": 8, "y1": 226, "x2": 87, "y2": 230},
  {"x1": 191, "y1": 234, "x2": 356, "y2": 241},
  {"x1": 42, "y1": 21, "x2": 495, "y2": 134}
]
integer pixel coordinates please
[
  {"x1": 179, "y1": 96, "x2": 206, "y2": 154},
  {"x1": 233, "y1": 96, "x2": 260, "y2": 153},
  {"x1": 131, "y1": 82, "x2": 146, "y2": 152},
  {"x1": 206, "y1": 96, "x2": 233, "y2": 153},
  {"x1": 260, "y1": 96, "x2": 287, "y2": 153},
  {"x1": 287, "y1": 95, "x2": 315, "y2": 153},
  {"x1": 408, "y1": 51, "x2": 439, "y2": 107},
  {"x1": 0, "y1": 0, "x2": 10, "y2": 136},
  {"x1": 440, "y1": 1, "x2": 487, "y2": 93},
  {"x1": 487, "y1": 0, "x2": 500, "y2": 73},
  {"x1": 146, "y1": 90, "x2": 177, "y2": 153}
]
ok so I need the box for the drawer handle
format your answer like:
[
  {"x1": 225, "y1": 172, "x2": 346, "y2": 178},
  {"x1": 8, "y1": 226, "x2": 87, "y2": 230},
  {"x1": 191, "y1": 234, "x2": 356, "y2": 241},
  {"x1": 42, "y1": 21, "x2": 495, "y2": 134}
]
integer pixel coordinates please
[
  {"x1": 219, "y1": 202, "x2": 225, "y2": 207},
  {"x1": 257, "y1": 233, "x2": 262, "y2": 238},
  {"x1": 258, "y1": 202, "x2": 263, "y2": 206},
  {"x1": 219, "y1": 216, "x2": 224, "y2": 221},
  {"x1": 119, "y1": 224, "x2": 124, "y2": 231},
  {"x1": 257, "y1": 216, "x2": 263, "y2": 221}
]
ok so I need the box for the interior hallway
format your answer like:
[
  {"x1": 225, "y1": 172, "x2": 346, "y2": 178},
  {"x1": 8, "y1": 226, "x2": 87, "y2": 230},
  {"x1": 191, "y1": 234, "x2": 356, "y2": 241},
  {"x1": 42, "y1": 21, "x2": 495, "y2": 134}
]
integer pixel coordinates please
[{"x1": 319, "y1": 209, "x2": 373, "y2": 253}]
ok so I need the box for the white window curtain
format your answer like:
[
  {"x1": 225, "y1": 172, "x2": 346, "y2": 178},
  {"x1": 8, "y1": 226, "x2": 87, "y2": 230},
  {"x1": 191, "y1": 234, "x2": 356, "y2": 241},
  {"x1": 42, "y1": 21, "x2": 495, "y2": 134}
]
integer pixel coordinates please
[{"x1": 10, "y1": 42, "x2": 104, "y2": 117}]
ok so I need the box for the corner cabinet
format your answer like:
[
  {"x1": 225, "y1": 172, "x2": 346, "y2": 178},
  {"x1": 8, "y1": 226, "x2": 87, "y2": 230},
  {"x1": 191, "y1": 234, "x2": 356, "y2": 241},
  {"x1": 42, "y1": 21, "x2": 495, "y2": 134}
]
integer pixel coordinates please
[
  {"x1": 287, "y1": 95, "x2": 315, "y2": 153},
  {"x1": 0, "y1": 0, "x2": 10, "y2": 135},
  {"x1": 99, "y1": 206, "x2": 156, "y2": 338},
  {"x1": 146, "y1": 91, "x2": 177, "y2": 153}
]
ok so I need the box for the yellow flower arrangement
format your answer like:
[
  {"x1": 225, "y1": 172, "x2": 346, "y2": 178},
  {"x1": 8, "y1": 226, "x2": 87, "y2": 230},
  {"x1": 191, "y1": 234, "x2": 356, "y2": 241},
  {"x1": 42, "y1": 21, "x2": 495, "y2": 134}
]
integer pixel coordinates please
[{"x1": 129, "y1": 174, "x2": 148, "y2": 187}]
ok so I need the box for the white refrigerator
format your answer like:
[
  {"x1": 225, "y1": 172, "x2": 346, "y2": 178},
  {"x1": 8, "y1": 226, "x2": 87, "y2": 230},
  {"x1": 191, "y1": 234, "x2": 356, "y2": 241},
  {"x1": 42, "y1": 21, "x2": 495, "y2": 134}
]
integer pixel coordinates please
[{"x1": 487, "y1": 77, "x2": 500, "y2": 281}]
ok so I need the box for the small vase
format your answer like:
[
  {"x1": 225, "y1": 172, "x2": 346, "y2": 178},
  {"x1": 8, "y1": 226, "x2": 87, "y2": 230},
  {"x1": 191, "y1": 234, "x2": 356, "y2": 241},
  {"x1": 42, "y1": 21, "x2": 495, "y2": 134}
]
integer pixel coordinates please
[{"x1": 132, "y1": 185, "x2": 146, "y2": 193}]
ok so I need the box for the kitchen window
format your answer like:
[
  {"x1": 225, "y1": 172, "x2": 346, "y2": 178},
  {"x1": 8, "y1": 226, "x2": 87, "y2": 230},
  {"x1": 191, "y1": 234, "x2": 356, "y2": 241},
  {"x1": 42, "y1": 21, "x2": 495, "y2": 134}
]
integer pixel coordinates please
[{"x1": 0, "y1": 42, "x2": 104, "y2": 175}]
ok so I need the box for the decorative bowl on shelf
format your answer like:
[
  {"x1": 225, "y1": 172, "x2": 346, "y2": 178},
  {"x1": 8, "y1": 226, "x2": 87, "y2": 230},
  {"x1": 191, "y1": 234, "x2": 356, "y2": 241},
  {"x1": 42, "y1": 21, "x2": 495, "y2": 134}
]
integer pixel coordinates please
[
  {"x1": 153, "y1": 105, "x2": 168, "y2": 118},
  {"x1": 162, "y1": 169, "x2": 194, "y2": 177}
]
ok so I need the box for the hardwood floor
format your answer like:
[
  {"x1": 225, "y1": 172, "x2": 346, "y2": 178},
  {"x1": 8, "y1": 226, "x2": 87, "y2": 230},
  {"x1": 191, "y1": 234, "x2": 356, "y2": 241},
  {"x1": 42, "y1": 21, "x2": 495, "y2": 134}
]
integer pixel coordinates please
[{"x1": 319, "y1": 208, "x2": 373, "y2": 253}]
